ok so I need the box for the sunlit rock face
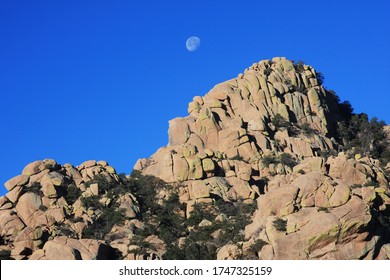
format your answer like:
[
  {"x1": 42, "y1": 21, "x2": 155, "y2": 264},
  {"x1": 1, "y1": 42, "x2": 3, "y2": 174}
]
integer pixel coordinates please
[
  {"x1": 135, "y1": 57, "x2": 390, "y2": 260},
  {"x1": 1, "y1": 58, "x2": 389, "y2": 260}
]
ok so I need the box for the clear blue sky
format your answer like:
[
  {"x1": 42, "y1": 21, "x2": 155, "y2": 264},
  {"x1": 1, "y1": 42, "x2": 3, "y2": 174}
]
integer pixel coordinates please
[{"x1": 1, "y1": 1, "x2": 389, "y2": 195}]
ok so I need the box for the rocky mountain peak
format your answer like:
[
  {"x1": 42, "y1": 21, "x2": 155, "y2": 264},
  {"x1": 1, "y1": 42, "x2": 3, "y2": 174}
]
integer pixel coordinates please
[
  {"x1": 135, "y1": 57, "x2": 337, "y2": 183},
  {"x1": 1, "y1": 58, "x2": 389, "y2": 260}
]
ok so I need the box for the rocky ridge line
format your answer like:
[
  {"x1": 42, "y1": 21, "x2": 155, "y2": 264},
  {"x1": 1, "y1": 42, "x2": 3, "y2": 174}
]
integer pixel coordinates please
[
  {"x1": 1, "y1": 57, "x2": 390, "y2": 260},
  {"x1": 134, "y1": 57, "x2": 390, "y2": 259}
]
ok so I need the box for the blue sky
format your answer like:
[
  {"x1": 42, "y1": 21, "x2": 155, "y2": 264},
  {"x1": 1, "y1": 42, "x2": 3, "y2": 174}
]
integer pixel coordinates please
[{"x1": 1, "y1": 0, "x2": 389, "y2": 195}]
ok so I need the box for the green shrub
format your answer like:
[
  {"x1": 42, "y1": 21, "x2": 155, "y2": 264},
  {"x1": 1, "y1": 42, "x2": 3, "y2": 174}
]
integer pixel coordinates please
[
  {"x1": 80, "y1": 195, "x2": 101, "y2": 210},
  {"x1": 300, "y1": 123, "x2": 315, "y2": 136},
  {"x1": 262, "y1": 155, "x2": 279, "y2": 167},
  {"x1": 364, "y1": 181, "x2": 380, "y2": 187},
  {"x1": 85, "y1": 174, "x2": 117, "y2": 194},
  {"x1": 271, "y1": 114, "x2": 290, "y2": 129},
  {"x1": 82, "y1": 207, "x2": 126, "y2": 240},
  {"x1": 280, "y1": 153, "x2": 297, "y2": 168},
  {"x1": 230, "y1": 155, "x2": 244, "y2": 161},
  {"x1": 56, "y1": 225, "x2": 77, "y2": 238},
  {"x1": 294, "y1": 60, "x2": 305, "y2": 73},
  {"x1": 64, "y1": 184, "x2": 81, "y2": 205},
  {"x1": 264, "y1": 68, "x2": 272, "y2": 77},
  {"x1": 318, "y1": 207, "x2": 330, "y2": 213},
  {"x1": 0, "y1": 249, "x2": 12, "y2": 260},
  {"x1": 319, "y1": 149, "x2": 334, "y2": 159},
  {"x1": 273, "y1": 217, "x2": 287, "y2": 231},
  {"x1": 248, "y1": 239, "x2": 268, "y2": 256}
]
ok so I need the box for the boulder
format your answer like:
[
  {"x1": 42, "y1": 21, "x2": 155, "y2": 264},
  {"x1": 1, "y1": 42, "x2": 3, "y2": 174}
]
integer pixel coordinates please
[
  {"x1": 4, "y1": 174, "x2": 29, "y2": 191},
  {"x1": 15, "y1": 192, "x2": 42, "y2": 226},
  {"x1": 22, "y1": 160, "x2": 43, "y2": 176}
]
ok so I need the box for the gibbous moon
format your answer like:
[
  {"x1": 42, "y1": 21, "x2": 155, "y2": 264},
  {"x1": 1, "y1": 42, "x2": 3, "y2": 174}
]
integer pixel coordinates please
[{"x1": 186, "y1": 36, "x2": 200, "y2": 52}]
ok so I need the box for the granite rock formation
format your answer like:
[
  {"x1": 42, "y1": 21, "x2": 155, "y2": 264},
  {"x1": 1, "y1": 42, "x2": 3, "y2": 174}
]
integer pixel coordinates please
[
  {"x1": 134, "y1": 57, "x2": 390, "y2": 259},
  {"x1": 1, "y1": 58, "x2": 389, "y2": 260}
]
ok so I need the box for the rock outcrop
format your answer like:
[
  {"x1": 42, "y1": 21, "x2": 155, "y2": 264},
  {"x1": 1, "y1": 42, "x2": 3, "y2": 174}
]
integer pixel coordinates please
[
  {"x1": 134, "y1": 58, "x2": 390, "y2": 259},
  {"x1": 0, "y1": 159, "x2": 142, "y2": 260},
  {"x1": 1, "y1": 57, "x2": 389, "y2": 260}
]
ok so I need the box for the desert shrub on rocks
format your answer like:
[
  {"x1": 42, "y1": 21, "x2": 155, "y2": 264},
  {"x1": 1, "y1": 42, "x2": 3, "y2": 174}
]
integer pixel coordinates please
[
  {"x1": 293, "y1": 60, "x2": 305, "y2": 73},
  {"x1": 262, "y1": 155, "x2": 279, "y2": 167},
  {"x1": 230, "y1": 155, "x2": 245, "y2": 161},
  {"x1": 64, "y1": 184, "x2": 81, "y2": 205},
  {"x1": 80, "y1": 195, "x2": 101, "y2": 210},
  {"x1": 82, "y1": 205, "x2": 126, "y2": 240},
  {"x1": 264, "y1": 67, "x2": 272, "y2": 77},
  {"x1": 280, "y1": 153, "x2": 297, "y2": 168},
  {"x1": 126, "y1": 172, "x2": 190, "y2": 257},
  {"x1": 273, "y1": 217, "x2": 287, "y2": 231},
  {"x1": 0, "y1": 235, "x2": 5, "y2": 246},
  {"x1": 318, "y1": 207, "x2": 330, "y2": 213},
  {"x1": 85, "y1": 174, "x2": 117, "y2": 194},
  {"x1": 333, "y1": 100, "x2": 390, "y2": 165},
  {"x1": 350, "y1": 184, "x2": 363, "y2": 189},
  {"x1": 300, "y1": 123, "x2": 315, "y2": 136},
  {"x1": 0, "y1": 249, "x2": 12, "y2": 260},
  {"x1": 319, "y1": 149, "x2": 337, "y2": 160},
  {"x1": 80, "y1": 175, "x2": 130, "y2": 240},
  {"x1": 160, "y1": 199, "x2": 257, "y2": 260},
  {"x1": 247, "y1": 239, "x2": 268, "y2": 258},
  {"x1": 262, "y1": 153, "x2": 297, "y2": 169},
  {"x1": 271, "y1": 114, "x2": 290, "y2": 129}
]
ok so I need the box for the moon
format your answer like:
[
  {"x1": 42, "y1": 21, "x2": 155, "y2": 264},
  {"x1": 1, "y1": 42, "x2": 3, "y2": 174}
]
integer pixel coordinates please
[{"x1": 186, "y1": 36, "x2": 200, "y2": 52}]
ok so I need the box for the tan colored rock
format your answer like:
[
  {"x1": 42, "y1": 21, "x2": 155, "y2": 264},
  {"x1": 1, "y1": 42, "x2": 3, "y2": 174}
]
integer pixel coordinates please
[
  {"x1": 89, "y1": 183, "x2": 99, "y2": 196},
  {"x1": 186, "y1": 156, "x2": 203, "y2": 180},
  {"x1": 314, "y1": 180, "x2": 350, "y2": 208},
  {"x1": 191, "y1": 180, "x2": 210, "y2": 199},
  {"x1": 259, "y1": 244, "x2": 274, "y2": 260},
  {"x1": 5, "y1": 185, "x2": 24, "y2": 203},
  {"x1": 81, "y1": 160, "x2": 97, "y2": 169},
  {"x1": 118, "y1": 194, "x2": 138, "y2": 218},
  {"x1": 173, "y1": 154, "x2": 189, "y2": 181},
  {"x1": 15, "y1": 192, "x2": 42, "y2": 226},
  {"x1": 105, "y1": 166, "x2": 116, "y2": 174},
  {"x1": 292, "y1": 172, "x2": 323, "y2": 207},
  {"x1": 199, "y1": 219, "x2": 212, "y2": 227},
  {"x1": 202, "y1": 158, "x2": 215, "y2": 173},
  {"x1": 226, "y1": 177, "x2": 252, "y2": 200},
  {"x1": 217, "y1": 243, "x2": 242, "y2": 260},
  {"x1": 169, "y1": 118, "x2": 191, "y2": 145},
  {"x1": 97, "y1": 160, "x2": 108, "y2": 167},
  {"x1": 43, "y1": 240, "x2": 81, "y2": 260},
  {"x1": 293, "y1": 157, "x2": 325, "y2": 174},
  {"x1": 41, "y1": 174, "x2": 58, "y2": 198},
  {"x1": 0, "y1": 210, "x2": 25, "y2": 235},
  {"x1": 22, "y1": 160, "x2": 43, "y2": 176},
  {"x1": 144, "y1": 235, "x2": 166, "y2": 258},
  {"x1": 4, "y1": 174, "x2": 29, "y2": 191}
]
